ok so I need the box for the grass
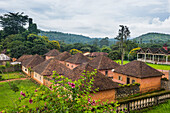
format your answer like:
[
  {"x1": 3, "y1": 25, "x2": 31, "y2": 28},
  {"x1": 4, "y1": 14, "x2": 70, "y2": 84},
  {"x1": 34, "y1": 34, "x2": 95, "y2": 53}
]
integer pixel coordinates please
[
  {"x1": 130, "y1": 100, "x2": 170, "y2": 113},
  {"x1": 0, "y1": 80, "x2": 39, "y2": 111},
  {"x1": 0, "y1": 71, "x2": 25, "y2": 81},
  {"x1": 114, "y1": 60, "x2": 170, "y2": 70}
]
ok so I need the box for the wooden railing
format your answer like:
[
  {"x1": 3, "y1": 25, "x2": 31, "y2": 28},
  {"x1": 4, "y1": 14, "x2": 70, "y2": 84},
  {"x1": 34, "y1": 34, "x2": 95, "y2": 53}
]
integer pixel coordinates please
[{"x1": 116, "y1": 91, "x2": 170, "y2": 113}]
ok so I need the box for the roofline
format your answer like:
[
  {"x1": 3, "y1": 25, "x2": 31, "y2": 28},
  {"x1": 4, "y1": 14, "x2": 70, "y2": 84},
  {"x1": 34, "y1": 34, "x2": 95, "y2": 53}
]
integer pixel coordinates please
[{"x1": 114, "y1": 71, "x2": 164, "y2": 79}]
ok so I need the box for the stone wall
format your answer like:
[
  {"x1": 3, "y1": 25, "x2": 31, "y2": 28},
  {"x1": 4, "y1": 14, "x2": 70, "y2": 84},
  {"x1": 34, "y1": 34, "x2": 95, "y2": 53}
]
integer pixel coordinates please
[
  {"x1": 161, "y1": 79, "x2": 170, "y2": 90},
  {"x1": 115, "y1": 84, "x2": 140, "y2": 99}
]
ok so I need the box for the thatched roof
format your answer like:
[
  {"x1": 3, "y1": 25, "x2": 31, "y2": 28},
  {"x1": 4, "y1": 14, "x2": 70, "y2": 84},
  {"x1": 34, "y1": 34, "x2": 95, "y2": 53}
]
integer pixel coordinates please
[
  {"x1": 22, "y1": 54, "x2": 45, "y2": 68},
  {"x1": 89, "y1": 55, "x2": 120, "y2": 70},
  {"x1": 55, "y1": 51, "x2": 71, "y2": 61},
  {"x1": 65, "y1": 53, "x2": 90, "y2": 64},
  {"x1": 44, "y1": 49, "x2": 60, "y2": 56},
  {"x1": 73, "y1": 63, "x2": 120, "y2": 91},
  {"x1": 17, "y1": 55, "x2": 33, "y2": 62},
  {"x1": 33, "y1": 58, "x2": 74, "y2": 77},
  {"x1": 114, "y1": 60, "x2": 164, "y2": 78}
]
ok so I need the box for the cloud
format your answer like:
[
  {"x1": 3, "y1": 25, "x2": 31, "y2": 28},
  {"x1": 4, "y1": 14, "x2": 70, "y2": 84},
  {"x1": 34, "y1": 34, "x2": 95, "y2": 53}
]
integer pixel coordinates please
[{"x1": 0, "y1": 0, "x2": 169, "y2": 38}]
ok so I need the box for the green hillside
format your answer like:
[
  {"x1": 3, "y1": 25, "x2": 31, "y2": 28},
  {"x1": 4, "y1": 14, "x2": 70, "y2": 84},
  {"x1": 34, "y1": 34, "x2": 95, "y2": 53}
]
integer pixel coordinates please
[
  {"x1": 133, "y1": 32, "x2": 170, "y2": 44},
  {"x1": 39, "y1": 31, "x2": 93, "y2": 44},
  {"x1": 38, "y1": 31, "x2": 116, "y2": 45}
]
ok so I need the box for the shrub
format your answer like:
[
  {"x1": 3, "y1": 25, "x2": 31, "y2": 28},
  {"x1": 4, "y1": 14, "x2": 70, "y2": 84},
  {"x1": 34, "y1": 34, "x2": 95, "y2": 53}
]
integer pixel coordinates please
[{"x1": 3, "y1": 70, "x2": 119, "y2": 112}]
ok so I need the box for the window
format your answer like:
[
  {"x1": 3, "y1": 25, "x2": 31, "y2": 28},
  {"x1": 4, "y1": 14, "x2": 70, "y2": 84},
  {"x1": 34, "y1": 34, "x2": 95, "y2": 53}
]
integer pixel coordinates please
[
  {"x1": 35, "y1": 74, "x2": 37, "y2": 77},
  {"x1": 25, "y1": 69, "x2": 27, "y2": 71},
  {"x1": 40, "y1": 77, "x2": 41, "y2": 80},
  {"x1": 67, "y1": 64, "x2": 69, "y2": 66},
  {"x1": 71, "y1": 65, "x2": 74, "y2": 68},
  {"x1": 105, "y1": 70, "x2": 108, "y2": 76},
  {"x1": 118, "y1": 76, "x2": 122, "y2": 81},
  {"x1": 132, "y1": 80, "x2": 135, "y2": 83}
]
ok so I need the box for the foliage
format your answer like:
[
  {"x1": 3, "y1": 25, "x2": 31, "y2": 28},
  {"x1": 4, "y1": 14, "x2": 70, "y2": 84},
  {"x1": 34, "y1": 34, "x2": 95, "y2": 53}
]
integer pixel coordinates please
[
  {"x1": 108, "y1": 50, "x2": 120, "y2": 60},
  {"x1": 133, "y1": 32, "x2": 170, "y2": 45},
  {"x1": 3, "y1": 71, "x2": 119, "y2": 112},
  {"x1": 0, "y1": 80, "x2": 39, "y2": 111},
  {"x1": 99, "y1": 37, "x2": 109, "y2": 47},
  {"x1": 9, "y1": 81, "x2": 19, "y2": 92},
  {"x1": 101, "y1": 46, "x2": 111, "y2": 53},
  {"x1": 0, "y1": 12, "x2": 28, "y2": 35},
  {"x1": 47, "y1": 40, "x2": 60, "y2": 50},
  {"x1": 118, "y1": 83, "x2": 140, "y2": 87},
  {"x1": 70, "y1": 49, "x2": 82, "y2": 55}
]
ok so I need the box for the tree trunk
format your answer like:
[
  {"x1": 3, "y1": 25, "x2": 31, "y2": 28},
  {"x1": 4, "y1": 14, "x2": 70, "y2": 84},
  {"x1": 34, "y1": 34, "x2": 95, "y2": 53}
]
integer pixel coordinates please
[{"x1": 121, "y1": 48, "x2": 124, "y2": 65}]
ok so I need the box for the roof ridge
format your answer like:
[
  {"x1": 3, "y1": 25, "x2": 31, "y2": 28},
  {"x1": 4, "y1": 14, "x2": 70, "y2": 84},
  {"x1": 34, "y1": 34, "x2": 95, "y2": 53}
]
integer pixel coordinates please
[
  {"x1": 97, "y1": 56, "x2": 103, "y2": 69},
  {"x1": 41, "y1": 59, "x2": 52, "y2": 75},
  {"x1": 27, "y1": 55, "x2": 37, "y2": 67}
]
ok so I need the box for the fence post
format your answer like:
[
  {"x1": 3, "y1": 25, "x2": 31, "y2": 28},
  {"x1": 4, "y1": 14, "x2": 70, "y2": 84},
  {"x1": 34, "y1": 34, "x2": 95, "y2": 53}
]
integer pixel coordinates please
[
  {"x1": 127, "y1": 102, "x2": 130, "y2": 113},
  {"x1": 154, "y1": 96, "x2": 158, "y2": 105}
]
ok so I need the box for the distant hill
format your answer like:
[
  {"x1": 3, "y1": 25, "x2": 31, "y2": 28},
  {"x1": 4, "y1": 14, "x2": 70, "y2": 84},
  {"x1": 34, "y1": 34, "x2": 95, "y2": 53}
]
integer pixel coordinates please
[
  {"x1": 133, "y1": 33, "x2": 170, "y2": 44},
  {"x1": 39, "y1": 31, "x2": 116, "y2": 45}
]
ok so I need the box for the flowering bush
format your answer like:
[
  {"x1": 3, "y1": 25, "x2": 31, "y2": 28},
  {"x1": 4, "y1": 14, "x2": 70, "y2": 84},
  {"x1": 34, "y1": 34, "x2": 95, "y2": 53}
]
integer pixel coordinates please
[{"x1": 3, "y1": 70, "x2": 119, "y2": 112}]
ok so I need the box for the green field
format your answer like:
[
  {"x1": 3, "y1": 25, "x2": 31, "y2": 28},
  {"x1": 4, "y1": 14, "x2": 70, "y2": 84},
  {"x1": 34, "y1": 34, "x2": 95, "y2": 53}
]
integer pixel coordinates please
[
  {"x1": 0, "y1": 72, "x2": 25, "y2": 81},
  {"x1": 114, "y1": 60, "x2": 170, "y2": 70},
  {"x1": 130, "y1": 100, "x2": 170, "y2": 113},
  {"x1": 0, "y1": 80, "x2": 39, "y2": 111}
]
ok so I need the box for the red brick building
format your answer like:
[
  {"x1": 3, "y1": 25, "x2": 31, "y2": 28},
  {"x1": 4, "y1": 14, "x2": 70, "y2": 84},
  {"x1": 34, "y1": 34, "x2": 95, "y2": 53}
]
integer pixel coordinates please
[
  {"x1": 113, "y1": 60, "x2": 164, "y2": 92},
  {"x1": 65, "y1": 53, "x2": 90, "y2": 69},
  {"x1": 55, "y1": 51, "x2": 71, "y2": 64},
  {"x1": 89, "y1": 55, "x2": 120, "y2": 77},
  {"x1": 22, "y1": 54, "x2": 44, "y2": 76},
  {"x1": 44, "y1": 49, "x2": 60, "y2": 60}
]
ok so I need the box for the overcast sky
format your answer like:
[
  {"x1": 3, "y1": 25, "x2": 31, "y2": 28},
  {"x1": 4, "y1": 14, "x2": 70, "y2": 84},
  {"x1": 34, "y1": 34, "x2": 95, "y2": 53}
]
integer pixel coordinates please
[{"x1": 0, "y1": 0, "x2": 170, "y2": 38}]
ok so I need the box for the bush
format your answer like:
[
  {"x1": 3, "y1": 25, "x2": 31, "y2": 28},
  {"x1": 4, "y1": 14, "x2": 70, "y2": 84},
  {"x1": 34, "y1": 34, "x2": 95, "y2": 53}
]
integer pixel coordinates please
[{"x1": 3, "y1": 70, "x2": 119, "y2": 112}]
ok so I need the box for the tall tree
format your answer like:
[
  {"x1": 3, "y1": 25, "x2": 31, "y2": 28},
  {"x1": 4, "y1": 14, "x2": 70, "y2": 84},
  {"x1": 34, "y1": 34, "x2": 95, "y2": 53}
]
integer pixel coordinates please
[
  {"x1": 115, "y1": 25, "x2": 130, "y2": 65},
  {"x1": 99, "y1": 37, "x2": 109, "y2": 47},
  {"x1": 0, "y1": 12, "x2": 28, "y2": 35}
]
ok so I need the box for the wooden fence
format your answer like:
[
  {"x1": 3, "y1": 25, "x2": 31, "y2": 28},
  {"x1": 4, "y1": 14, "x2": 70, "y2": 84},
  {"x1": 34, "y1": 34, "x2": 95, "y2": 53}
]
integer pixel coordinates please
[{"x1": 116, "y1": 91, "x2": 170, "y2": 113}]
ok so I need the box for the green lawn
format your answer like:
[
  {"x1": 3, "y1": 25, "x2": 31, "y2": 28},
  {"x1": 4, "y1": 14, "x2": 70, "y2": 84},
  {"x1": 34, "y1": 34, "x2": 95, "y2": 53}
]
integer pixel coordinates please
[
  {"x1": 0, "y1": 71, "x2": 25, "y2": 81},
  {"x1": 130, "y1": 100, "x2": 170, "y2": 113},
  {"x1": 114, "y1": 60, "x2": 170, "y2": 70},
  {"x1": 0, "y1": 80, "x2": 39, "y2": 111}
]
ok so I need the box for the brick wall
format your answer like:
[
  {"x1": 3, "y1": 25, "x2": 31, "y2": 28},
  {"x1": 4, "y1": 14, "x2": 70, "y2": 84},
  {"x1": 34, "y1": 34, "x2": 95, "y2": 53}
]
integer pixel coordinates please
[
  {"x1": 112, "y1": 72, "x2": 162, "y2": 92},
  {"x1": 65, "y1": 62, "x2": 79, "y2": 70},
  {"x1": 99, "y1": 69, "x2": 113, "y2": 77},
  {"x1": 90, "y1": 89, "x2": 116, "y2": 104},
  {"x1": 45, "y1": 56, "x2": 55, "y2": 60}
]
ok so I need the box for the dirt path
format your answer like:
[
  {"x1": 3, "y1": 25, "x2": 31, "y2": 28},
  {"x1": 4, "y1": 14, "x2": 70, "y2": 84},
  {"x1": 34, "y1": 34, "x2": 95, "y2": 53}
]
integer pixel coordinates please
[{"x1": 0, "y1": 78, "x2": 28, "y2": 83}]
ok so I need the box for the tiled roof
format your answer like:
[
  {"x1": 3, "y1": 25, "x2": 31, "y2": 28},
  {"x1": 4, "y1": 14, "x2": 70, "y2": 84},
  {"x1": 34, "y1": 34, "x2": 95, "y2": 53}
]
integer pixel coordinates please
[
  {"x1": 33, "y1": 58, "x2": 74, "y2": 77},
  {"x1": 65, "y1": 53, "x2": 90, "y2": 64},
  {"x1": 88, "y1": 52, "x2": 108, "y2": 57},
  {"x1": 114, "y1": 60, "x2": 164, "y2": 78},
  {"x1": 22, "y1": 54, "x2": 45, "y2": 68},
  {"x1": 73, "y1": 63, "x2": 120, "y2": 91},
  {"x1": 55, "y1": 51, "x2": 71, "y2": 61},
  {"x1": 44, "y1": 49, "x2": 60, "y2": 56},
  {"x1": 89, "y1": 55, "x2": 120, "y2": 70},
  {"x1": 17, "y1": 55, "x2": 33, "y2": 62}
]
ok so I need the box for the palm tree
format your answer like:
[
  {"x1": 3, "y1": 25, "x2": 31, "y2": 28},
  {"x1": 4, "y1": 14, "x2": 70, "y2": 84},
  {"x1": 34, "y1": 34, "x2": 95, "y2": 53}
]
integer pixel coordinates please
[{"x1": 115, "y1": 25, "x2": 130, "y2": 65}]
